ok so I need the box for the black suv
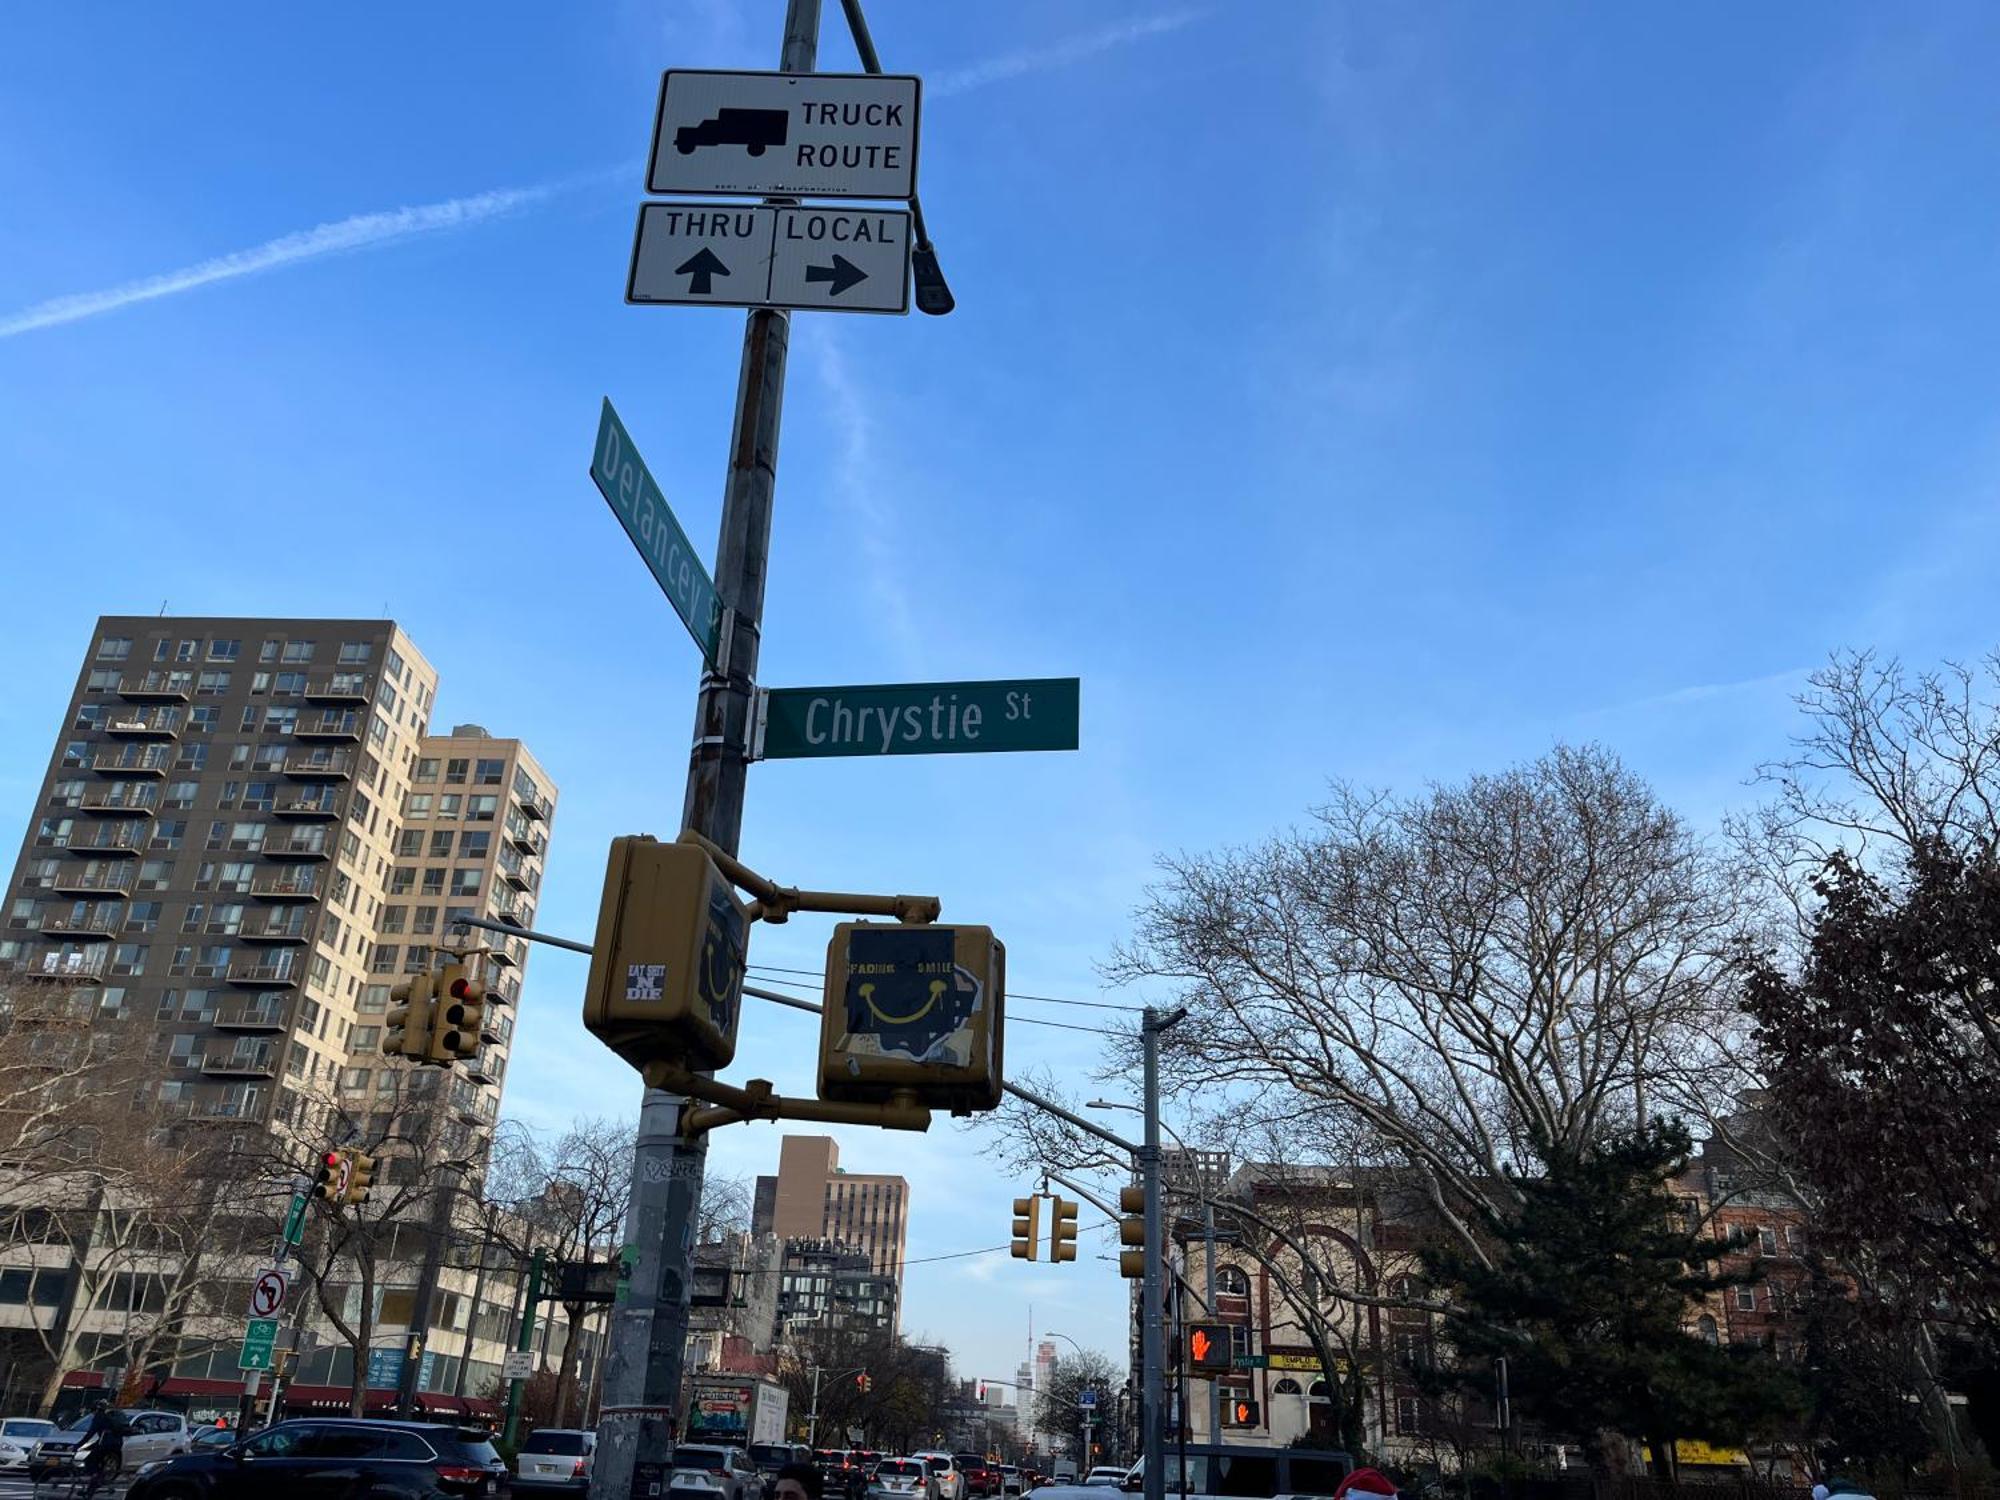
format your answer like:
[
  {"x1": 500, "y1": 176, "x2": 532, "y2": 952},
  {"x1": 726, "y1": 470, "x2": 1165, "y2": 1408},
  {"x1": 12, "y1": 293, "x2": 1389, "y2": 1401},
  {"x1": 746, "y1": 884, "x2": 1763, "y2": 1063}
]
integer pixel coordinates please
[{"x1": 127, "y1": 1417, "x2": 507, "y2": 1498}]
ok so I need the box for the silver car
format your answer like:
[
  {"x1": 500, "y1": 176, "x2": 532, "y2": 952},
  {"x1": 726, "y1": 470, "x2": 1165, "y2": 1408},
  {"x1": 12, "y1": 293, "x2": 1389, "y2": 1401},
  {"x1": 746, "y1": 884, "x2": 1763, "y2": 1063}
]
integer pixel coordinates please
[
  {"x1": 516, "y1": 1426, "x2": 595, "y2": 1492},
  {"x1": 0, "y1": 1418, "x2": 53, "y2": 1472},
  {"x1": 872, "y1": 1458, "x2": 939, "y2": 1500},
  {"x1": 673, "y1": 1443, "x2": 760, "y2": 1500}
]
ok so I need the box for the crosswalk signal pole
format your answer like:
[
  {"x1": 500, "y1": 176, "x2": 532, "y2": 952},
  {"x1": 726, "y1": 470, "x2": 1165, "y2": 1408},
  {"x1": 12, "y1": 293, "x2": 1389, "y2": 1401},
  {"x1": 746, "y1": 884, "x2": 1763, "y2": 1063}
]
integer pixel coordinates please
[{"x1": 591, "y1": 5, "x2": 819, "y2": 1497}]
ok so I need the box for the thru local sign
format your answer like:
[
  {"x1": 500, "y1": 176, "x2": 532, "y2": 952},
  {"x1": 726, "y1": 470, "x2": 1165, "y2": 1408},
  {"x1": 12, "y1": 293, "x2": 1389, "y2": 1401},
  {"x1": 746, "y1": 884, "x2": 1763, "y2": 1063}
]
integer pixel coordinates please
[
  {"x1": 753, "y1": 678, "x2": 1080, "y2": 759},
  {"x1": 648, "y1": 70, "x2": 920, "y2": 200},
  {"x1": 628, "y1": 204, "x2": 911, "y2": 315}
]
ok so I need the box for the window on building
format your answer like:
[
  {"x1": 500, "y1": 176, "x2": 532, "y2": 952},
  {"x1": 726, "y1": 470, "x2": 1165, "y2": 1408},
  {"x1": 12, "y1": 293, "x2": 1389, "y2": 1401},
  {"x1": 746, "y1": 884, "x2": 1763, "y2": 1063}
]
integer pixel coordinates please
[
  {"x1": 428, "y1": 830, "x2": 454, "y2": 859},
  {"x1": 359, "y1": 984, "x2": 390, "y2": 1013},
  {"x1": 475, "y1": 759, "x2": 505, "y2": 785},
  {"x1": 436, "y1": 795, "x2": 462, "y2": 821},
  {"x1": 86, "y1": 669, "x2": 118, "y2": 691},
  {"x1": 379, "y1": 906, "x2": 407, "y2": 934},
  {"x1": 126, "y1": 902, "x2": 161, "y2": 933},
  {"x1": 176, "y1": 742, "x2": 208, "y2": 771},
  {"x1": 370, "y1": 945, "x2": 399, "y2": 973},
  {"x1": 467, "y1": 794, "x2": 498, "y2": 822},
  {"x1": 209, "y1": 638, "x2": 240, "y2": 661},
  {"x1": 458, "y1": 831, "x2": 491, "y2": 860},
  {"x1": 414, "y1": 757, "x2": 439, "y2": 783},
  {"x1": 396, "y1": 830, "x2": 423, "y2": 858},
  {"x1": 281, "y1": 641, "x2": 315, "y2": 664},
  {"x1": 450, "y1": 869, "x2": 481, "y2": 897},
  {"x1": 389, "y1": 868, "x2": 415, "y2": 895},
  {"x1": 273, "y1": 671, "x2": 306, "y2": 696},
  {"x1": 174, "y1": 640, "x2": 197, "y2": 662},
  {"x1": 165, "y1": 781, "x2": 201, "y2": 810},
  {"x1": 421, "y1": 868, "x2": 445, "y2": 896},
  {"x1": 445, "y1": 759, "x2": 469, "y2": 785},
  {"x1": 405, "y1": 793, "x2": 433, "y2": 820},
  {"x1": 1758, "y1": 1227, "x2": 1778, "y2": 1256},
  {"x1": 189, "y1": 706, "x2": 218, "y2": 733},
  {"x1": 137, "y1": 859, "x2": 174, "y2": 891},
  {"x1": 1215, "y1": 1265, "x2": 1250, "y2": 1297},
  {"x1": 196, "y1": 670, "x2": 230, "y2": 695},
  {"x1": 1736, "y1": 1286, "x2": 1757, "y2": 1312},
  {"x1": 96, "y1": 636, "x2": 132, "y2": 661}
]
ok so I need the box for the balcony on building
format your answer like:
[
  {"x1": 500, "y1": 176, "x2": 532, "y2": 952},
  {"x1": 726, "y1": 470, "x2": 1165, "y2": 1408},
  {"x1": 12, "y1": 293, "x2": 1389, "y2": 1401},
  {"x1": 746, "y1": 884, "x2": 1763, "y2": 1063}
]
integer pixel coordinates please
[
  {"x1": 251, "y1": 873, "x2": 320, "y2": 902},
  {"x1": 116, "y1": 672, "x2": 191, "y2": 703},
  {"x1": 294, "y1": 711, "x2": 361, "y2": 740},
  {"x1": 275, "y1": 792, "x2": 340, "y2": 820},
  {"x1": 497, "y1": 855, "x2": 531, "y2": 891},
  {"x1": 104, "y1": 708, "x2": 183, "y2": 737},
  {"x1": 184, "y1": 1088, "x2": 265, "y2": 1123},
  {"x1": 282, "y1": 750, "x2": 353, "y2": 780},
  {"x1": 201, "y1": 1040, "x2": 278, "y2": 1077},
  {"x1": 83, "y1": 746, "x2": 171, "y2": 776},
  {"x1": 515, "y1": 789, "x2": 550, "y2": 821},
  {"x1": 80, "y1": 787, "x2": 158, "y2": 817},
  {"x1": 303, "y1": 675, "x2": 370, "y2": 703},
  {"x1": 503, "y1": 820, "x2": 547, "y2": 858},
  {"x1": 12, "y1": 951, "x2": 107, "y2": 983},
  {"x1": 492, "y1": 894, "x2": 530, "y2": 929},
  {"x1": 226, "y1": 958, "x2": 299, "y2": 988},
  {"x1": 483, "y1": 935, "x2": 526, "y2": 970},
  {"x1": 465, "y1": 1047, "x2": 500, "y2": 1085},
  {"x1": 47, "y1": 867, "x2": 133, "y2": 896},
  {"x1": 264, "y1": 832, "x2": 330, "y2": 860},
  {"x1": 241, "y1": 914, "x2": 310, "y2": 944},
  {"x1": 36, "y1": 911, "x2": 119, "y2": 940},
  {"x1": 214, "y1": 995, "x2": 289, "y2": 1030},
  {"x1": 70, "y1": 827, "x2": 146, "y2": 857}
]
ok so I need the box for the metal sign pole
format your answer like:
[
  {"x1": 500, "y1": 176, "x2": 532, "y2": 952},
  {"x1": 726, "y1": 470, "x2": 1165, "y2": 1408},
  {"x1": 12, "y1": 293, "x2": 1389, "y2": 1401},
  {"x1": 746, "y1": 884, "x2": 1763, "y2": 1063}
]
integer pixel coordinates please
[{"x1": 592, "y1": 6, "x2": 819, "y2": 1497}]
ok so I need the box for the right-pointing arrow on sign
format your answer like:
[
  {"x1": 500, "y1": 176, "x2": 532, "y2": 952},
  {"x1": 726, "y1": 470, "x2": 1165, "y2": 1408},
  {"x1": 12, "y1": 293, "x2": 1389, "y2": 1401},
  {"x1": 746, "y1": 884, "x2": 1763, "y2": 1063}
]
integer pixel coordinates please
[
  {"x1": 675, "y1": 248, "x2": 730, "y2": 295},
  {"x1": 805, "y1": 255, "x2": 869, "y2": 297}
]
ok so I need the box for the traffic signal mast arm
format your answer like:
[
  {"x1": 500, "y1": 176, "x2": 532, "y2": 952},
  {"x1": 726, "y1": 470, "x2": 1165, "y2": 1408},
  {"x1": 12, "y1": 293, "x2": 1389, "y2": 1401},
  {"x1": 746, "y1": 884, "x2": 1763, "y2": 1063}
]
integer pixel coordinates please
[{"x1": 674, "y1": 830, "x2": 940, "y2": 925}]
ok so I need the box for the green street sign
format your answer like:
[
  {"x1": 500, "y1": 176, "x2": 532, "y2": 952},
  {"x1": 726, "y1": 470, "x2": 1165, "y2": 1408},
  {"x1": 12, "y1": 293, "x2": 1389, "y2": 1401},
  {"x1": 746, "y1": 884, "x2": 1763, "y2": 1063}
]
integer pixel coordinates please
[
  {"x1": 1232, "y1": 1354, "x2": 1268, "y2": 1370},
  {"x1": 240, "y1": 1317, "x2": 279, "y2": 1371},
  {"x1": 282, "y1": 1192, "x2": 308, "y2": 1246},
  {"x1": 590, "y1": 398, "x2": 722, "y2": 665},
  {"x1": 754, "y1": 678, "x2": 1079, "y2": 760}
]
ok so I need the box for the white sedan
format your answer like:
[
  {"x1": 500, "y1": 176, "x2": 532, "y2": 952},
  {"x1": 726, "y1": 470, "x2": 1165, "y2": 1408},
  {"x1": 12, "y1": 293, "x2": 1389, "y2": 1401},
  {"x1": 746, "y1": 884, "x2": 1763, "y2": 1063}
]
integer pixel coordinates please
[{"x1": 0, "y1": 1417, "x2": 54, "y2": 1471}]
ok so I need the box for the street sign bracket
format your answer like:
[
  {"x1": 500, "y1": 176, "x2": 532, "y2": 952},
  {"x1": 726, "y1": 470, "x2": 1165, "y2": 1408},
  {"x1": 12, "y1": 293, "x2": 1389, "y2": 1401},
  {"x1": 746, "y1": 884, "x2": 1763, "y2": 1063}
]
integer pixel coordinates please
[{"x1": 749, "y1": 688, "x2": 771, "y2": 762}]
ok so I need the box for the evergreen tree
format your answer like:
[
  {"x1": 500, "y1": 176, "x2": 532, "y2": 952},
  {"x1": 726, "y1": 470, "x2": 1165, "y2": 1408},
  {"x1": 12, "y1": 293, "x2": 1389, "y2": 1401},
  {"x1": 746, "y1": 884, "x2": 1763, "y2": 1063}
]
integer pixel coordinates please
[{"x1": 1417, "y1": 1122, "x2": 1800, "y2": 1474}]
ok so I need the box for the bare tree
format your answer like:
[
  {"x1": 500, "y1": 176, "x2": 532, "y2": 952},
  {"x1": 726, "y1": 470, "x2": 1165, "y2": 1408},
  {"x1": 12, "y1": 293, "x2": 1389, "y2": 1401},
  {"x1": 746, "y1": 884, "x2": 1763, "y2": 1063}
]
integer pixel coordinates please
[
  {"x1": 1108, "y1": 744, "x2": 1749, "y2": 1265},
  {"x1": 502, "y1": 1117, "x2": 634, "y2": 1426}
]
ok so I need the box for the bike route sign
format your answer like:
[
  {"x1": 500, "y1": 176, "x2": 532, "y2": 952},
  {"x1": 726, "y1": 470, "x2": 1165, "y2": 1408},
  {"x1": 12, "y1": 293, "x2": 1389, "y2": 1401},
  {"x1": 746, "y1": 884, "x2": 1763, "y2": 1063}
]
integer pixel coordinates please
[{"x1": 647, "y1": 70, "x2": 920, "y2": 199}]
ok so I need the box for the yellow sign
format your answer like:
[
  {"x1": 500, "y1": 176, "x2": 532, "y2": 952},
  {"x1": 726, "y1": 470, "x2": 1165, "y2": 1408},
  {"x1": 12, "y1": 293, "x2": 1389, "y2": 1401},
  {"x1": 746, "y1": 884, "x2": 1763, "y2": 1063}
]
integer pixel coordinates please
[
  {"x1": 1267, "y1": 1353, "x2": 1324, "y2": 1372},
  {"x1": 1674, "y1": 1441, "x2": 1748, "y2": 1468}
]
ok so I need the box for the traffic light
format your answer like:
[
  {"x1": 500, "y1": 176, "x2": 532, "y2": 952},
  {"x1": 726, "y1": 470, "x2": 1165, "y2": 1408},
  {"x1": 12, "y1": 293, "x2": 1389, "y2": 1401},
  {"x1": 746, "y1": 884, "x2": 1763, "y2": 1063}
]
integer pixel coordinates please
[
  {"x1": 431, "y1": 964, "x2": 486, "y2": 1063},
  {"x1": 313, "y1": 1149, "x2": 344, "y2": 1203},
  {"x1": 1186, "y1": 1323, "x2": 1231, "y2": 1373},
  {"x1": 856, "y1": 1373, "x2": 872, "y2": 1393},
  {"x1": 1011, "y1": 1196, "x2": 1041, "y2": 1261},
  {"x1": 383, "y1": 974, "x2": 434, "y2": 1061},
  {"x1": 341, "y1": 1149, "x2": 375, "y2": 1206},
  {"x1": 977, "y1": 1380, "x2": 987, "y2": 1400},
  {"x1": 1118, "y1": 1185, "x2": 1146, "y2": 1279},
  {"x1": 1050, "y1": 1198, "x2": 1079, "y2": 1263},
  {"x1": 1225, "y1": 1398, "x2": 1260, "y2": 1429}
]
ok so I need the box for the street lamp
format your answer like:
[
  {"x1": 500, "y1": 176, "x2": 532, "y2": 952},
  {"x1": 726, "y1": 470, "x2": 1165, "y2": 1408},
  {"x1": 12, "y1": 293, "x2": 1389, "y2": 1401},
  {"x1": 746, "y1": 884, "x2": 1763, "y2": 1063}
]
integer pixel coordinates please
[
  {"x1": 1042, "y1": 1333, "x2": 1096, "y2": 1469},
  {"x1": 1083, "y1": 1101, "x2": 1187, "y2": 1150}
]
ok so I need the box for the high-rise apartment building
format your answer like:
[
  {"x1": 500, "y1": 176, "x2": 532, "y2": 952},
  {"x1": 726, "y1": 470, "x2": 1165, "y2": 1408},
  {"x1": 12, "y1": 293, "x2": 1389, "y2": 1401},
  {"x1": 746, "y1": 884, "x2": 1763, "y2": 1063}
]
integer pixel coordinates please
[
  {"x1": 752, "y1": 1134, "x2": 910, "y2": 1286},
  {"x1": 0, "y1": 617, "x2": 553, "y2": 1159}
]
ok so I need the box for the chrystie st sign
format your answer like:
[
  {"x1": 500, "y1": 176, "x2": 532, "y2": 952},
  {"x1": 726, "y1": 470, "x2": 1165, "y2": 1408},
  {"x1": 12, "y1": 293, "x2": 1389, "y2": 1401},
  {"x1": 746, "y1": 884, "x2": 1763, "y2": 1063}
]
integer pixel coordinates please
[
  {"x1": 753, "y1": 679, "x2": 1079, "y2": 759},
  {"x1": 590, "y1": 399, "x2": 722, "y2": 665}
]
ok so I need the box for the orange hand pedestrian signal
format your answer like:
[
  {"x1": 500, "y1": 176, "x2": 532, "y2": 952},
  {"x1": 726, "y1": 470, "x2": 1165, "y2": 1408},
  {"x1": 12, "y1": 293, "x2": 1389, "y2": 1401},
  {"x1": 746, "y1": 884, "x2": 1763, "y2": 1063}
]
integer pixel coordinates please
[{"x1": 1186, "y1": 1322, "x2": 1230, "y2": 1372}]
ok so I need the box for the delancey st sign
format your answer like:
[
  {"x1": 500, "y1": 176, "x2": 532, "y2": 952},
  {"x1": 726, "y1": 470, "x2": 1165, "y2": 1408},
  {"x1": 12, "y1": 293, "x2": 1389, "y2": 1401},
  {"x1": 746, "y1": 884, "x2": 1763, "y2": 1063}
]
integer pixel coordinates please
[
  {"x1": 590, "y1": 399, "x2": 722, "y2": 665},
  {"x1": 753, "y1": 678, "x2": 1080, "y2": 759}
]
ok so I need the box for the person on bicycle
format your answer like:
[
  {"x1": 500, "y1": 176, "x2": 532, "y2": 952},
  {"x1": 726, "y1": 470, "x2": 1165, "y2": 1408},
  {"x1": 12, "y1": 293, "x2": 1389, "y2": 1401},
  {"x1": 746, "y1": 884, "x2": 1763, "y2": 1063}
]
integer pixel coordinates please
[{"x1": 80, "y1": 1400, "x2": 124, "y2": 1486}]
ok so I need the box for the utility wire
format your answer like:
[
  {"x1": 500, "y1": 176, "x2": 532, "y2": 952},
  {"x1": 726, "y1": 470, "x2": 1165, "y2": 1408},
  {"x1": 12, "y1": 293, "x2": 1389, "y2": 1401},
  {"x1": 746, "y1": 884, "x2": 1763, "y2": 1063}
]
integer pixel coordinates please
[{"x1": 745, "y1": 962, "x2": 1145, "y2": 1014}]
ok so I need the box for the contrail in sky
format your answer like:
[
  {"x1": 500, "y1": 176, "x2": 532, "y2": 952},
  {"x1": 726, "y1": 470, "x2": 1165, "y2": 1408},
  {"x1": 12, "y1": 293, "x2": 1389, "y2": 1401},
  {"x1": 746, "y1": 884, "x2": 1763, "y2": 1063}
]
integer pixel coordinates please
[
  {"x1": 928, "y1": 8, "x2": 1202, "y2": 96},
  {"x1": 0, "y1": 181, "x2": 565, "y2": 339},
  {"x1": 0, "y1": 10, "x2": 1200, "y2": 339}
]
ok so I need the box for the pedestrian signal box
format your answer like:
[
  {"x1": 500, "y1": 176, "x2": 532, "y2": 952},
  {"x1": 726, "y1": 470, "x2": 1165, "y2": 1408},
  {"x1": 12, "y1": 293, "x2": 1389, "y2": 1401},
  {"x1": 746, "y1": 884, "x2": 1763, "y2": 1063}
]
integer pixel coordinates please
[
  {"x1": 820, "y1": 922, "x2": 1004, "y2": 1113},
  {"x1": 1187, "y1": 1323, "x2": 1232, "y2": 1373},
  {"x1": 583, "y1": 836, "x2": 750, "y2": 1074}
]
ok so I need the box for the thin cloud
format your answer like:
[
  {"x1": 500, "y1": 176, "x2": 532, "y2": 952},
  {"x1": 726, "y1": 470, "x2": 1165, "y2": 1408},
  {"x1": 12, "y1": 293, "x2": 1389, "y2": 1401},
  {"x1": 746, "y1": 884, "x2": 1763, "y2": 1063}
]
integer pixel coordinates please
[
  {"x1": 928, "y1": 9, "x2": 1202, "y2": 97},
  {"x1": 0, "y1": 173, "x2": 613, "y2": 339}
]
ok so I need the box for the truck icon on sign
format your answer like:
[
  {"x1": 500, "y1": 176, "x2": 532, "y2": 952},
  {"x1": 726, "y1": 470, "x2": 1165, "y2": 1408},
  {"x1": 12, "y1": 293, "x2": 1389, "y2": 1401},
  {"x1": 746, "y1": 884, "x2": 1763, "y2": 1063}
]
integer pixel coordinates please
[{"x1": 676, "y1": 108, "x2": 790, "y2": 156}]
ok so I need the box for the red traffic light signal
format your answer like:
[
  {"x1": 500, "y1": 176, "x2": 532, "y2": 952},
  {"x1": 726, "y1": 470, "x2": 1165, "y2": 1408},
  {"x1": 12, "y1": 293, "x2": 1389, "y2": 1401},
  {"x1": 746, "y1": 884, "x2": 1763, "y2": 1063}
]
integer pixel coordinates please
[
  {"x1": 855, "y1": 1372, "x2": 873, "y2": 1393},
  {"x1": 1226, "y1": 1398, "x2": 1260, "y2": 1428}
]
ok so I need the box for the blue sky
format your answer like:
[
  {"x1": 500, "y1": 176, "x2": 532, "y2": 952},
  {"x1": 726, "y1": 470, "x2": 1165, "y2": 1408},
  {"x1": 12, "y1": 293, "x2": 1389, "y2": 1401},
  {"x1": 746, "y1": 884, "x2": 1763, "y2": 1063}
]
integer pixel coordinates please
[{"x1": 6, "y1": 0, "x2": 2000, "y2": 1394}]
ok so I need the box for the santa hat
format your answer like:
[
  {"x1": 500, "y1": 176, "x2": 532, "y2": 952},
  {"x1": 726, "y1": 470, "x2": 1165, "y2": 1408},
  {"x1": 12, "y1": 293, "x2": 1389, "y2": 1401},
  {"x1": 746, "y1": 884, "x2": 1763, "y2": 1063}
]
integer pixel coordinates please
[{"x1": 1335, "y1": 1470, "x2": 1398, "y2": 1500}]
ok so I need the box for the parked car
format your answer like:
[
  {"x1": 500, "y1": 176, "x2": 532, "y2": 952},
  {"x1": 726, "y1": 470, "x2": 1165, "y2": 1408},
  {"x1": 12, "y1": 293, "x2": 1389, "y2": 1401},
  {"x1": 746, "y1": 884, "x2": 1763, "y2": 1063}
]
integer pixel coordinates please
[
  {"x1": 190, "y1": 1425, "x2": 247, "y2": 1454},
  {"x1": 1085, "y1": 1468, "x2": 1126, "y2": 1488},
  {"x1": 751, "y1": 1441, "x2": 813, "y2": 1497},
  {"x1": 672, "y1": 1443, "x2": 761, "y2": 1500},
  {"x1": 871, "y1": 1457, "x2": 939, "y2": 1500},
  {"x1": 125, "y1": 1417, "x2": 507, "y2": 1498},
  {"x1": 32, "y1": 1408, "x2": 191, "y2": 1482},
  {"x1": 916, "y1": 1451, "x2": 964, "y2": 1500},
  {"x1": 998, "y1": 1466, "x2": 1025, "y2": 1496},
  {"x1": 0, "y1": 1417, "x2": 54, "y2": 1472},
  {"x1": 515, "y1": 1426, "x2": 597, "y2": 1493}
]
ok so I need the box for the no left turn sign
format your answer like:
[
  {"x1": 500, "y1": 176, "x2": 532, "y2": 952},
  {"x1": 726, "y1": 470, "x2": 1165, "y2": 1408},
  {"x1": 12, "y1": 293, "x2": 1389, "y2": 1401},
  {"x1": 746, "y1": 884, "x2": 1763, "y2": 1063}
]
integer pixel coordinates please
[{"x1": 250, "y1": 1266, "x2": 291, "y2": 1319}]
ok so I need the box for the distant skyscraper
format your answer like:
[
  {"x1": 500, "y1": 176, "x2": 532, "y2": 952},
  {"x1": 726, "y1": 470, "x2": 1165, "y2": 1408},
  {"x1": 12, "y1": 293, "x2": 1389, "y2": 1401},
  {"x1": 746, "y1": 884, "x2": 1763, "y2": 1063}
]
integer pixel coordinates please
[{"x1": 752, "y1": 1134, "x2": 910, "y2": 1306}]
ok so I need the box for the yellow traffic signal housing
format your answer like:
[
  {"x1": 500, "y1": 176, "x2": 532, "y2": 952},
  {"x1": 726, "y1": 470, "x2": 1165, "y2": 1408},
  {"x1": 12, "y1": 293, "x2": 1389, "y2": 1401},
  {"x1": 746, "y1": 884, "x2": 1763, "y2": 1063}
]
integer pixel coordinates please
[
  {"x1": 820, "y1": 922, "x2": 1004, "y2": 1113},
  {"x1": 313, "y1": 1150, "x2": 344, "y2": 1202},
  {"x1": 1010, "y1": 1195, "x2": 1041, "y2": 1261},
  {"x1": 583, "y1": 837, "x2": 749, "y2": 1075},
  {"x1": 342, "y1": 1149, "x2": 375, "y2": 1206},
  {"x1": 1050, "y1": 1198, "x2": 1079, "y2": 1263},
  {"x1": 1118, "y1": 1184, "x2": 1146, "y2": 1278},
  {"x1": 432, "y1": 964, "x2": 487, "y2": 1063},
  {"x1": 383, "y1": 975, "x2": 434, "y2": 1061}
]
